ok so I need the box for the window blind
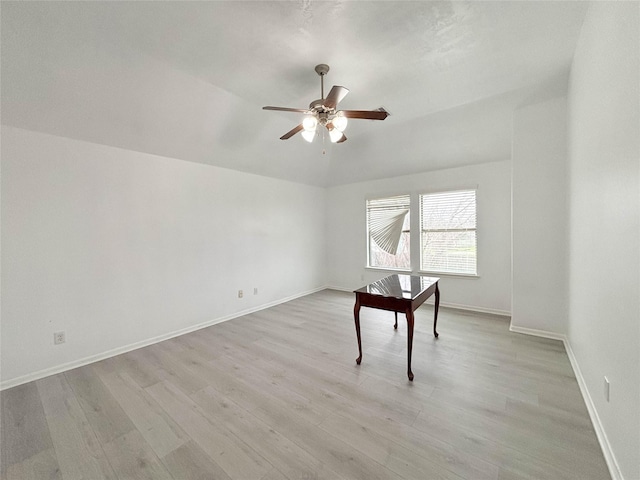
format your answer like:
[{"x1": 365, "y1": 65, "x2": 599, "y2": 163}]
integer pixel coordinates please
[
  {"x1": 420, "y1": 190, "x2": 477, "y2": 275},
  {"x1": 367, "y1": 195, "x2": 410, "y2": 255},
  {"x1": 367, "y1": 195, "x2": 410, "y2": 269}
]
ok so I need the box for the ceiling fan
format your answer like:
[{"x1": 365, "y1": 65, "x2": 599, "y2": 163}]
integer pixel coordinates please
[{"x1": 263, "y1": 64, "x2": 389, "y2": 144}]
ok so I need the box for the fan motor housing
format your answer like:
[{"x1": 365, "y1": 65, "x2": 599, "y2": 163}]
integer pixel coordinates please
[{"x1": 309, "y1": 98, "x2": 334, "y2": 114}]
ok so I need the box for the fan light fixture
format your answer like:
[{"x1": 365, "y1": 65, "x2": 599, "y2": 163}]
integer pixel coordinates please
[
  {"x1": 263, "y1": 64, "x2": 389, "y2": 145},
  {"x1": 303, "y1": 112, "x2": 347, "y2": 143}
]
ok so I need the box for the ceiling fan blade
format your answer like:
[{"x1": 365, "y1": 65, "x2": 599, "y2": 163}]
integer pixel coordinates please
[
  {"x1": 263, "y1": 106, "x2": 310, "y2": 113},
  {"x1": 337, "y1": 133, "x2": 347, "y2": 143},
  {"x1": 280, "y1": 124, "x2": 304, "y2": 140},
  {"x1": 341, "y1": 108, "x2": 389, "y2": 120},
  {"x1": 324, "y1": 86, "x2": 349, "y2": 109}
]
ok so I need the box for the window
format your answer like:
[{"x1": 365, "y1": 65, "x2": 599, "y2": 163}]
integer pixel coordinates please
[
  {"x1": 366, "y1": 195, "x2": 410, "y2": 270},
  {"x1": 420, "y1": 190, "x2": 477, "y2": 275}
]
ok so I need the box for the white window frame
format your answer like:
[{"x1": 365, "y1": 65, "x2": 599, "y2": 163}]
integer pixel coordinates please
[{"x1": 419, "y1": 189, "x2": 478, "y2": 276}]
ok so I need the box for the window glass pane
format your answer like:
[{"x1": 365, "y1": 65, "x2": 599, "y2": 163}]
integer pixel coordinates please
[
  {"x1": 421, "y1": 230, "x2": 476, "y2": 274},
  {"x1": 421, "y1": 191, "x2": 476, "y2": 230},
  {"x1": 367, "y1": 195, "x2": 410, "y2": 270},
  {"x1": 420, "y1": 190, "x2": 477, "y2": 274}
]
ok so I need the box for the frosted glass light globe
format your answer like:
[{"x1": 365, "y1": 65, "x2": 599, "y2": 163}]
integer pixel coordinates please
[
  {"x1": 328, "y1": 127, "x2": 342, "y2": 143},
  {"x1": 333, "y1": 114, "x2": 348, "y2": 132},
  {"x1": 301, "y1": 130, "x2": 315, "y2": 143},
  {"x1": 302, "y1": 115, "x2": 318, "y2": 131}
]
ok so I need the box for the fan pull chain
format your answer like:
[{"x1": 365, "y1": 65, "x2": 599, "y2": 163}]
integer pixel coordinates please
[{"x1": 323, "y1": 127, "x2": 327, "y2": 154}]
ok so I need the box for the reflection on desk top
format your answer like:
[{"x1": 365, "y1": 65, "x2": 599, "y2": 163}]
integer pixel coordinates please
[{"x1": 354, "y1": 274, "x2": 439, "y2": 300}]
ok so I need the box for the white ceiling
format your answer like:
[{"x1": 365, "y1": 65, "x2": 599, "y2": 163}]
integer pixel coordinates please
[{"x1": 1, "y1": 1, "x2": 588, "y2": 187}]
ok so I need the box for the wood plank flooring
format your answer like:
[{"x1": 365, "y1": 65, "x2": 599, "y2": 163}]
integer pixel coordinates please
[{"x1": 1, "y1": 289, "x2": 611, "y2": 479}]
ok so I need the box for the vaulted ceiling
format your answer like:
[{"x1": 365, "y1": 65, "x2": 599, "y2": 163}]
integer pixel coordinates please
[{"x1": 1, "y1": 1, "x2": 588, "y2": 186}]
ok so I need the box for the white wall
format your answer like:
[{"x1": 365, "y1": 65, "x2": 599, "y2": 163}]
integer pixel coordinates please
[
  {"x1": 326, "y1": 161, "x2": 512, "y2": 315},
  {"x1": 1, "y1": 126, "x2": 327, "y2": 388},
  {"x1": 567, "y1": 3, "x2": 640, "y2": 479},
  {"x1": 511, "y1": 96, "x2": 568, "y2": 333}
]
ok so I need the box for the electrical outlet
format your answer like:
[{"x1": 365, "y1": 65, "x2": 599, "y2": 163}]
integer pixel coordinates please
[
  {"x1": 54, "y1": 331, "x2": 66, "y2": 345},
  {"x1": 254, "y1": 287, "x2": 258, "y2": 295},
  {"x1": 604, "y1": 376, "x2": 610, "y2": 402},
  {"x1": 238, "y1": 290, "x2": 243, "y2": 298}
]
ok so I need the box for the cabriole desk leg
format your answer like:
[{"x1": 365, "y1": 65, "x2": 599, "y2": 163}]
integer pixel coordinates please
[
  {"x1": 406, "y1": 308, "x2": 415, "y2": 381},
  {"x1": 433, "y1": 283, "x2": 440, "y2": 338},
  {"x1": 354, "y1": 296, "x2": 363, "y2": 365}
]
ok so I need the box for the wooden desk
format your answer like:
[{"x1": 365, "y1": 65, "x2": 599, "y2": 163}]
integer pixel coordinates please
[{"x1": 353, "y1": 274, "x2": 440, "y2": 381}]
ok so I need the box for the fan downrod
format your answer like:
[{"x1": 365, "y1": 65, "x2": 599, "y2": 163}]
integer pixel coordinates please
[{"x1": 314, "y1": 64, "x2": 330, "y2": 101}]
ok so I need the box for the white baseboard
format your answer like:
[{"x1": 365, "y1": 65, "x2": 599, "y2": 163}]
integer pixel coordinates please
[
  {"x1": 0, "y1": 286, "x2": 327, "y2": 391},
  {"x1": 563, "y1": 340, "x2": 622, "y2": 480},
  {"x1": 428, "y1": 300, "x2": 510, "y2": 317},
  {"x1": 326, "y1": 286, "x2": 352, "y2": 293},
  {"x1": 508, "y1": 324, "x2": 566, "y2": 341},
  {"x1": 509, "y1": 325, "x2": 622, "y2": 480}
]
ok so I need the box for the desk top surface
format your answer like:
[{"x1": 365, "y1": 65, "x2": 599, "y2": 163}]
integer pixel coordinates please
[{"x1": 354, "y1": 274, "x2": 439, "y2": 301}]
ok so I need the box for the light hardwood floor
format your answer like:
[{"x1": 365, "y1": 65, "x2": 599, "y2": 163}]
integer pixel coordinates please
[{"x1": 1, "y1": 289, "x2": 610, "y2": 480}]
